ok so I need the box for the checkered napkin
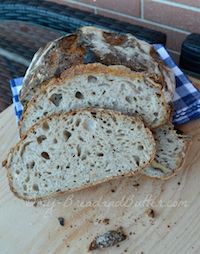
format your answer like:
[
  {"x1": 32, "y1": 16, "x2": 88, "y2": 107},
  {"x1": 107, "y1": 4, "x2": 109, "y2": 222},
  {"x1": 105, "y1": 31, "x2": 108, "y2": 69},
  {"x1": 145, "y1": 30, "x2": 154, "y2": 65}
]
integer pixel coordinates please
[{"x1": 10, "y1": 45, "x2": 200, "y2": 125}]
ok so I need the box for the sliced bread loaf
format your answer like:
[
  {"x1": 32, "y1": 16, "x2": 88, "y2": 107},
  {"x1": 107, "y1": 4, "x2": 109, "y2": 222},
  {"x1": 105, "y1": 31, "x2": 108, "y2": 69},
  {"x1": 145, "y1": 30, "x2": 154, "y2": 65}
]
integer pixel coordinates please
[
  {"x1": 143, "y1": 124, "x2": 190, "y2": 179},
  {"x1": 19, "y1": 63, "x2": 170, "y2": 136},
  {"x1": 20, "y1": 27, "x2": 175, "y2": 106},
  {"x1": 4, "y1": 109, "x2": 155, "y2": 201}
]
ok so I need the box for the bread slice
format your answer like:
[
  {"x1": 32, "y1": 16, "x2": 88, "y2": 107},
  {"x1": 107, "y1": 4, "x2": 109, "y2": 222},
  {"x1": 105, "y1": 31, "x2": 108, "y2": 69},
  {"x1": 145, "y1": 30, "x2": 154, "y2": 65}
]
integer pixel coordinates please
[
  {"x1": 20, "y1": 27, "x2": 175, "y2": 106},
  {"x1": 143, "y1": 124, "x2": 190, "y2": 179},
  {"x1": 19, "y1": 63, "x2": 170, "y2": 136},
  {"x1": 5, "y1": 109, "x2": 156, "y2": 201}
]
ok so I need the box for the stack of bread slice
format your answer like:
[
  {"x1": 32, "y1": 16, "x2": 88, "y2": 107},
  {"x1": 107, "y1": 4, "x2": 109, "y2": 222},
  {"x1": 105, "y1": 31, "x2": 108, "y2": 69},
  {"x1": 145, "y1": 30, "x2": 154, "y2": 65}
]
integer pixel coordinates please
[{"x1": 4, "y1": 27, "x2": 190, "y2": 201}]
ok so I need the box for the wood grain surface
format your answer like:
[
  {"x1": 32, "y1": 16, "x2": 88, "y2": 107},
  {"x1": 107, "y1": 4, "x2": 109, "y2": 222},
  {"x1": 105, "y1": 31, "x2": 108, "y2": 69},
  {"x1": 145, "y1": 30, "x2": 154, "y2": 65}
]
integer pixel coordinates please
[{"x1": 1, "y1": 105, "x2": 200, "y2": 254}]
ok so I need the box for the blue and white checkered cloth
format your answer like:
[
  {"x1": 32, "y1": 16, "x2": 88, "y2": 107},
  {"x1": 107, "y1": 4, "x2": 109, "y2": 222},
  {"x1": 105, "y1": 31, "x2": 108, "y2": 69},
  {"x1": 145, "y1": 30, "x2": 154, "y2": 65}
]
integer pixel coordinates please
[{"x1": 10, "y1": 44, "x2": 200, "y2": 125}]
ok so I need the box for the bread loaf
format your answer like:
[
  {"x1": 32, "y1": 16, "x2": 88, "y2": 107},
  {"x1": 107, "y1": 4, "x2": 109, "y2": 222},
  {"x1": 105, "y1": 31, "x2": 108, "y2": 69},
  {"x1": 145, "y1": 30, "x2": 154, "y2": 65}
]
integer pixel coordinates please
[
  {"x1": 5, "y1": 109, "x2": 156, "y2": 201},
  {"x1": 20, "y1": 27, "x2": 175, "y2": 106}
]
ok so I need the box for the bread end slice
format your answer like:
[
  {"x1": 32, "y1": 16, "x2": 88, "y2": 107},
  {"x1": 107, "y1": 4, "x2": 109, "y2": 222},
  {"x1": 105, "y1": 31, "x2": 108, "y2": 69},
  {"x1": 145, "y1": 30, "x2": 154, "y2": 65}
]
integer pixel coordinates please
[{"x1": 143, "y1": 125, "x2": 191, "y2": 179}]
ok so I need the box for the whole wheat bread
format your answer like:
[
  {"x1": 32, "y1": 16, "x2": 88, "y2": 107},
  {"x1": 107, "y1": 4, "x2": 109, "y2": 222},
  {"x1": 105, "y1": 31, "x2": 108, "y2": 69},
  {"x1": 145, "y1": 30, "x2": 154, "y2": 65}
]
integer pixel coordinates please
[
  {"x1": 20, "y1": 63, "x2": 170, "y2": 136},
  {"x1": 5, "y1": 109, "x2": 155, "y2": 201},
  {"x1": 144, "y1": 124, "x2": 190, "y2": 179},
  {"x1": 20, "y1": 27, "x2": 175, "y2": 106}
]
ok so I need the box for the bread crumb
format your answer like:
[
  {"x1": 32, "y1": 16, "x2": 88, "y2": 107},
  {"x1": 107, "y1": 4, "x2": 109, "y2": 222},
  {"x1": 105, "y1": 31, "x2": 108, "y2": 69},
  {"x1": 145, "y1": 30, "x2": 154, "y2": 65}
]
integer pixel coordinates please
[
  {"x1": 132, "y1": 182, "x2": 140, "y2": 187},
  {"x1": 102, "y1": 218, "x2": 110, "y2": 225},
  {"x1": 146, "y1": 208, "x2": 155, "y2": 218},
  {"x1": 58, "y1": 217, "x2": 65, "y2": 226},
  {"x1": 89, "y1": 227, "x2": 127, "y2": 251}
]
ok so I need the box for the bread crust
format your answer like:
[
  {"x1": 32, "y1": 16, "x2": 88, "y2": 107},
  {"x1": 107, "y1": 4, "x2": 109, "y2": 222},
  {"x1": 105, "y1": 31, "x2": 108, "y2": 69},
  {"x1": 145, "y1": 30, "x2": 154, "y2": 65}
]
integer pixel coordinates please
[
  {"x1": 19, "y1": 63, "x2": 171, "y2": 137},
  {"x1": 20, "y1": 34, "x2": 86, "y2": 105},
  {"x1": 6, "y1": 108, "x2": 156, "y2": 201}
]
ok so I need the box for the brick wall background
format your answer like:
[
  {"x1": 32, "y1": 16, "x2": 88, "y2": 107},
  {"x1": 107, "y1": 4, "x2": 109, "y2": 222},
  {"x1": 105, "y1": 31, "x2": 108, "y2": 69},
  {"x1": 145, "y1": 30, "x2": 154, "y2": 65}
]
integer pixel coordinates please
[{"x1": 48, "y1": 0, "x2": 200, "y2": 63}]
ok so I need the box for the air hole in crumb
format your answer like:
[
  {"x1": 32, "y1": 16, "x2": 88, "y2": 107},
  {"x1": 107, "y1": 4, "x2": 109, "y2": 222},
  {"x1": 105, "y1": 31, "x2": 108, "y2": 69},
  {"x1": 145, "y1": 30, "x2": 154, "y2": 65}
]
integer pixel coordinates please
[
  {"x1": 26, "y1": 161, "x2": 35, "y2": 169},
  {"x1": 106, "y1": 129, "x2": 112, "y2": 134},
  {"x1": 53, "y1": 138, "x2": 57, "y2": 144},
  {"x1": 91, "y1": 92, "x2": 96, "y2": 95},
  {"x1": 133, "y1": 156, "x2": 140, "y2": 166},
  {"x1": 63, "y1": 130, "x2": 71, "y2": 141},
  {"x1": 49, "y1": 93, "x2": 62, "y2": 106},
  {"x1": 75, "y1": 91, "x2": 84, "y2": 99},
  {"x1": 81, "y1": 155, "x2": 86, "y2": 160},
  {"x1": 32, "y1": 184, "x2": 39, "y2": 191},
  {"x1": 16, "y1": 170, "x2": 20, "y2": 175},
  {"x1": 78, "y1": 136, "x2": 84, "y2": 142},
  {"x1": 25, "y1": 176, "x2": 30, "y2": 182},
  {"x1": 75, "y1": 118, "x2": 81, "y2": 127},
  {"x1": 138, "y1": 145, "x2": 144, "y2": 150},
  {"x1": 153, "y1": 112, "x2": 158, "y2": 117},
  {"x1": 91, "y1": 112, "x2": 97, "y2": 118},
  {"x1": 77, "y1": 145, "x2": 81, "y2": 157},
  {"x1": 23, "y1": 185, "x2": 27, "y2": 191},
  {"x1": 97, "y1": 153, "x2": 104, "y2": 157},
  {"x1": 42, "y1": 121, "x2": 49, "y2": 130},
  {"x1": 125, "y1": 96, "x2": 132, "y2": 103},
  {"x1": 88, "y1": 75, "x2": 97, "y2": 83},
  {"x1": 37, "y1": 135, "x2": 47, "y2": 144},
  {"x1": 41, "y1": 152, "x2": 50, "y2": 160}
]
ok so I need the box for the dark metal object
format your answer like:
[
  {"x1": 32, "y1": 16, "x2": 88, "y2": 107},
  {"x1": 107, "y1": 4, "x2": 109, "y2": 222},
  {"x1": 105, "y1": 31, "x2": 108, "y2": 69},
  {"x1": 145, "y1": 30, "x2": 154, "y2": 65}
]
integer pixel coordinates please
[{"x1": 180, "y1": 33, "x2": 200, "y2": 76}]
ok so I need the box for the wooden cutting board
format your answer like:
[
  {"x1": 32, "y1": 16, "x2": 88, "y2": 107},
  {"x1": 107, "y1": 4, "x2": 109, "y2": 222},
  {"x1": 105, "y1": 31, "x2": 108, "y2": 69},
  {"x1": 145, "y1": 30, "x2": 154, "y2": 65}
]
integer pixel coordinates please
[{"x1": 1, "y1": 105, "x2": 200, "y2": 254}]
